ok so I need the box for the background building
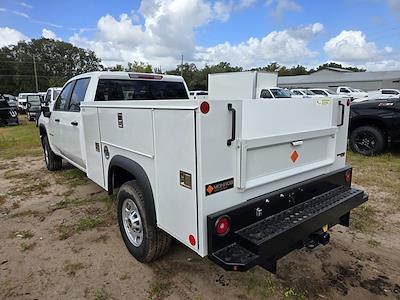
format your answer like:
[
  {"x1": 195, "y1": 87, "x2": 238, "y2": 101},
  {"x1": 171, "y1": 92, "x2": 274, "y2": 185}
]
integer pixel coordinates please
[{"x1": 278, "y1": 67, "x2": 400, "y2": 91}]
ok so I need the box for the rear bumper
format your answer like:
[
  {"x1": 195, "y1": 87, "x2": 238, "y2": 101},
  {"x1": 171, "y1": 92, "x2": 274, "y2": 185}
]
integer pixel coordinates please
[{"x1": 207, "y1": 167, "x2": 368, "y2": 272}]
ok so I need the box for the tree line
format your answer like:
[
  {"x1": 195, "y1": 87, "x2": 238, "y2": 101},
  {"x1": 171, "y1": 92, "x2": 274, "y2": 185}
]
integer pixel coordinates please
[{"x1": 0, "y1": 38, "x2": 365, "y2": 95}]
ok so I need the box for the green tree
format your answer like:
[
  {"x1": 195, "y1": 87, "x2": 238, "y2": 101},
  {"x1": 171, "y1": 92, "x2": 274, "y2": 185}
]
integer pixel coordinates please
[
  {"x1": 0, "y1": 38, "x2": 103, "y2": 95},
  {"x1": 126, "y1": 61, "x2": 153, "y2": 73}
]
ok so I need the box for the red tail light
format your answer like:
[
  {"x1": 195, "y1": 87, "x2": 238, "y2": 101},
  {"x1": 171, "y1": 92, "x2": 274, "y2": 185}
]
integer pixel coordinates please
[
  {"x1": 345, "y1": 169, "x2": 352, "y2": 184},
  {"x1": 200, "y1": 101, "x2": 210, "y2": 114},
  {"x1": 215, "y1": 216, "x2": 230, "y2": 236}
]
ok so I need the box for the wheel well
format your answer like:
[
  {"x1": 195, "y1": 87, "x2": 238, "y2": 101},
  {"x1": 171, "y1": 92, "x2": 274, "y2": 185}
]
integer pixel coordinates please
[
  {"x1": 350, "y1": 118, "x2": 387, "y2": 136},
  {"x1": 111, "y1": 166, "x2": 136, "y2": 192},
  {"x1": 39, "y1": 125, "x2": 46, "y2": 138},
  {"x1": 108, "y1": 155, "x2": 156, "y2": 225}
]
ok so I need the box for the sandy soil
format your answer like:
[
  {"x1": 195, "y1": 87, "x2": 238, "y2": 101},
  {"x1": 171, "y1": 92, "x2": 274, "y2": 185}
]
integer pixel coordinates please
[{"x1": 0, "y1": 156, "x2": 399, "y2": 300}]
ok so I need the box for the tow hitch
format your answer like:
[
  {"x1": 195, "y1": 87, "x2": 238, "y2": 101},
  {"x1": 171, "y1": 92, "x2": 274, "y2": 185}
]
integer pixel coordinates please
[{"x1": 305, "y1": 231, "x2": 330, "y2": 249}]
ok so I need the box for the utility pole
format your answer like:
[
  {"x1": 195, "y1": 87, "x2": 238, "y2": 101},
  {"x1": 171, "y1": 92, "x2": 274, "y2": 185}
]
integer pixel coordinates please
[
  {"x1": 180, "y1": 54, "x2": 183, "y2": 77},
  {"x1": 33, "y1": 55, "x2": 39, "y2": 92}
]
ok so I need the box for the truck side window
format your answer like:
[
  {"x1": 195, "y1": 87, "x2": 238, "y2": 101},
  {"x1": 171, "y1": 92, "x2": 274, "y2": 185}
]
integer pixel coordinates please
[
  {"x1": 68, "y1": 78, "x2": 90, "y2": 112},
  {"x1": 260, "y1": 89, "x2": 273, "y2": 99},
  {"x1": 45, "y1": 90, "x2": 51, "y2": 103},
  {"x1": 340, "y1": 88, "x2": 349, "y2": 93},
  {"x1": 95, "y1": 79, "x2": 189, "y2": 101},
  {"x1": 54, "y1": 81, "x2": 75, "y2": 111}
]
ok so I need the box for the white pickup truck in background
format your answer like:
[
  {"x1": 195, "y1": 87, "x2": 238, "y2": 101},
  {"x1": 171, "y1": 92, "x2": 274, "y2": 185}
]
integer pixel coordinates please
[
  {"x1": 38, "y1": 71, "x2": 367, "y2": 272},
  {"x1": 336, "y1": 86, "x2": 368, "y2": 100}
]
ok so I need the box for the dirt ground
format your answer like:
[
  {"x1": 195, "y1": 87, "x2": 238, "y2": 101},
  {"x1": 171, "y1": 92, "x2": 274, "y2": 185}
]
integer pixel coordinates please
[{"x1": 0, "y1": 153, "x2": 400, "y2": 299}]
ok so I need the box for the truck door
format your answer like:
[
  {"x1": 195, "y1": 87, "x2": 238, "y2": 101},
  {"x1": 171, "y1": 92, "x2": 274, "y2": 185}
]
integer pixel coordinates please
[
  {"x1": 50, "y1": 81, "x2": 75, "y2": 153},
  {"x1": 58, "y1": 78, "x2": 90, "y2": 169}
]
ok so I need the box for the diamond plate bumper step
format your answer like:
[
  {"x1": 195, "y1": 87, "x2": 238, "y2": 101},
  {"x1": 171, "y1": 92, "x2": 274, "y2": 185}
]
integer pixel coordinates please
[{"x1": 211, "y1": 186, "x2": 367, "y2": 272}]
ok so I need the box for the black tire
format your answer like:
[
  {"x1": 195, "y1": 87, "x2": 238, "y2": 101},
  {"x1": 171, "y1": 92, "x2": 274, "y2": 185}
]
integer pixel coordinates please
[
  {"x1": 42, "y1": 135, "x2": 62, "y2": 171},
  {"x1": 350, "y1": 125, "x2": 386, "y2": 156},
  {"x1": 117, "y1": 180, "x2": 171, "y2": 263}
]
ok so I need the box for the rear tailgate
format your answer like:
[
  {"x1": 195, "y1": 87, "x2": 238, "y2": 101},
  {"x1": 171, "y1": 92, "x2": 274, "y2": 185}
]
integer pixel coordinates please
[{"x1": 237, "y1": 99, "x2": 339, "y2": 190}]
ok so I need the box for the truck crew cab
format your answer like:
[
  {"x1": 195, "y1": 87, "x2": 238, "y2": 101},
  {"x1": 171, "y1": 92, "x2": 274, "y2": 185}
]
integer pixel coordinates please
[{"x1": 39, "y1": 71, "x2": 367, "y2": 273}]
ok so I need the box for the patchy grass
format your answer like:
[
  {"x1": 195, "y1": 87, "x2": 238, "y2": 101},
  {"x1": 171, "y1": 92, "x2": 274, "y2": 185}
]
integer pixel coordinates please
[
  {"x1": 9, "y1": 230, "x2": 34, "y2": 239},
  {"x1": 10, "y1": 209, "x2": 41, "y2": 218},
  {"x1": 63, "y1": 261, "x2": 85, "y2": 276},
  {"x1": 94, "y1": 234, "x2": 110, "y2": 243},
  {"x1": 147, "y1": 281, "x2": 172, "y2": 300},
  {"x1": 52, "y1": 196, "x2": 110, "y2": 211},
  {"x1": 3, "y1": 170, "x2": 33, "y2": 180},
  {"x1": 20, "y1": 241, "x2": 36, "y2": 252},
  {"x1": 246, "y1": 273, "x2": 276, "y2": 299},
  {"x1": 9, "y1": 180, "x2": 50, "y2": 197},
  {"x1": 350, "y1": 204, "x2": 379, "y2": 233},
  {"x1": 55, "y1": 169, "x2": 88, "y2": 188},
  {"x1": 347, "y1": 151, "x2": 400, "y2": 207},
  {"x1": 282, "y1": 287, "x2": 306, "y2": 300},
  {"x1": 58, "y1": 215, "x2": 109, "y2": 240},
  {"x1": 367, "y1": 239, "x2": 381, "y2": 248},
  {"x1": 0, "y1": 119, "x2": 42, "y2": 159},
  {"x1": 11, "y1": 202, "x2": 20, "y2": 209},
  {"x1": 94, "y1": 288, "x2": 108, "y2": 300}
]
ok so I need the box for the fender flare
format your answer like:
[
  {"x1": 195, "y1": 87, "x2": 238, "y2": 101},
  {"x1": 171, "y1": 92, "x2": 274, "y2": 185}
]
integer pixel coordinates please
[{"x1": 108, "y1": 155, "x2": 156, "y2": 225}]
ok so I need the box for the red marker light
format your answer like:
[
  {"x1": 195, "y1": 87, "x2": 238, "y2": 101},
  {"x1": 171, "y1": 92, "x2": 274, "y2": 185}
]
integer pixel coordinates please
[
  {"x1": 345, "y1": 169, "x2": 352, "y2": 184},
  {"x1": 215, "y1": 216, "x2": 230, "y2": 236},
  {"x1": 189, "y1": 234, "x2": 196, "y2": 246},
  {"x1": 200, "y1": 101, "x2": 210, "y2": 114}
]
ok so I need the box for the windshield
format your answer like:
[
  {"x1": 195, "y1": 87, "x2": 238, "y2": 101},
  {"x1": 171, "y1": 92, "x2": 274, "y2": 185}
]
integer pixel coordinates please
[
  {"x1": 53, "y1": 90, "x2": 61, "y2": 100},
  {"x1": 19, "y1": 95, "x2": 27, "y2": 100},
  {"x1": 326, "y1": 89, "x2": 338, "y2": 95},
  {"x1": 271, "y1": 89, "x2": 291, "y2": 98},
  {"x1": 303, "y1": 90, "x2": 316, "y2": 95}
]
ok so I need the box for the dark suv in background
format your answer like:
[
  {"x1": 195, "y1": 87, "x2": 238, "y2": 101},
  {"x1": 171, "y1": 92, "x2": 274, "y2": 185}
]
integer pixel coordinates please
[{"x1": 349, "y1": 97, "x2": 400, "y2": 156}]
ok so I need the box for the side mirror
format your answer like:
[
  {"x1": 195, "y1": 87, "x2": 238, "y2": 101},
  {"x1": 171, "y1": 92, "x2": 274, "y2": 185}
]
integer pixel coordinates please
[{"x1": 42, "y1": 106, "x2": 51, "y2": 118}]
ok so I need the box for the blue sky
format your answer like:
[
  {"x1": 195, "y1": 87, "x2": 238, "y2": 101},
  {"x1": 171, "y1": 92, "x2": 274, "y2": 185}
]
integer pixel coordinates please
[{"x1": 1, "y1": 0, "x2": 400, "y2": 70}]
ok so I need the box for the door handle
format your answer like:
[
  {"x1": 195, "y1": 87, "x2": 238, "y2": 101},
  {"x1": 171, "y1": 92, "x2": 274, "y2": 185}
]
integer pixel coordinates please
[
  {"x1": 337, "y1": 102, "x2": 345, "y2": 126},
  {"x1": 227, "y1": 103, "x2": 236, "y2": 146},
  {"x1": 55, "y1": 119, "x2": 60, "y2": 122},
  {"x1": 71, "y1": 121, "x2": 78, "y2": 126}
]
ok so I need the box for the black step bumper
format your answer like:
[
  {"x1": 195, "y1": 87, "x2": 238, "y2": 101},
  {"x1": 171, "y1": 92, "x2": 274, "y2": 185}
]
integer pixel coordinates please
[{"x1": 207, "y1": 168, "x2": 368, "y2": 272}]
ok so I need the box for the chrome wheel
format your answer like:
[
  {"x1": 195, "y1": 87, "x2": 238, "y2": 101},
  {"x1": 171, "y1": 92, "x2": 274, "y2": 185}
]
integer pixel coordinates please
[{"x1": 122, "y1": 198, "x2": 143, "y2": 247}]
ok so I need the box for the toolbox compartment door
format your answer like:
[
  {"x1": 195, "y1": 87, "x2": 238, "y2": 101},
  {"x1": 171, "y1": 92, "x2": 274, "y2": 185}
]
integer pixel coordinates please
[
  {"x1": 237, "y1": 99, "x2": 338, "y2": 190},
  {"x1": 153, "y1": 109, "x2": 199, "y2": 250}
]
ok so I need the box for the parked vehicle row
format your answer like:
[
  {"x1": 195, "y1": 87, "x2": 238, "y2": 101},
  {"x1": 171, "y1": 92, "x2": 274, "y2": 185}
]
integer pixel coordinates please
[{"x1": 0, "y1": 94, "x2": 19, "y2": 126}]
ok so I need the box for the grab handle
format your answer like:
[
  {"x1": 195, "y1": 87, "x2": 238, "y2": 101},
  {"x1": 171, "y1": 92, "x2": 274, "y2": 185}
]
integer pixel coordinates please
[
  {"x1": 227, "y1": 103, "x2": 236, "y2": 146},
  {"x1": 338, "y1": 102, "x2": 345, "y2": 126}
]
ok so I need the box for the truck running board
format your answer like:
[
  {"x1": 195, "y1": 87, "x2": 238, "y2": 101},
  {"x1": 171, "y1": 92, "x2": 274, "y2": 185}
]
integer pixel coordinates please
[{"x1": 211, "y1": 186, "x2": 367, "y2": 272}]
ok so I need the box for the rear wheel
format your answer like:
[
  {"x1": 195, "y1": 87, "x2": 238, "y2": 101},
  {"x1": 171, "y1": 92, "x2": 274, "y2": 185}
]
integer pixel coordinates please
[
  {"x1": 42, "y1": 135, "x2": 62, "y2": 171},
  {"x1": 117, "y1": 180, "x2": 171, "y2": 262},
  {"x1": 350, "y1": 125, "x2": 386, "y2": 156}
]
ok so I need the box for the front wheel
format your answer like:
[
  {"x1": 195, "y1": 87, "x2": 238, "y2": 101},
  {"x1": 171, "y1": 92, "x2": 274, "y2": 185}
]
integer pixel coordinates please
[
  {"x1": 350, "y1": 125, "x2": 386, "y2": 156},
  {"x1": 42, "y1": 135, "x2": 62, "y2": 171},
  {"x1": 117, "y1": 181, "x2": 171, "y2": 263}
]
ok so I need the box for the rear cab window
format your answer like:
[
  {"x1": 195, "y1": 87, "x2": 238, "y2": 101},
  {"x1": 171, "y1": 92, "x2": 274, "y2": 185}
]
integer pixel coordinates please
[{"x1": 95, "y1": 79, "x2": 189, "y2": 101}]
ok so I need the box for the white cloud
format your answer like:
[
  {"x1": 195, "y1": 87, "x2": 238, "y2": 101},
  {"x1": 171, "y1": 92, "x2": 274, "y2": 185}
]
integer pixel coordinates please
[
  {"x1": 0, "y1": 27, "x2": 27, "y2": 48},
  {"x1": 266, "y1": 0, "x2": 302, "y2": 18},
  {"x1": 42, "y1": 28, "x2": 61, "y2": 40},
  {"x1": 195, "y1": 23, "x2": 324, "y2": 68},
  {"x1": 324, "y1": 30, "x2": 391, "y2": 62},
  {"x1": 213, "y1": 0, "x2": 257, "y2": 22},
  {"x1": 18, "y1": 2, "x2": 33, "y2": 9}
]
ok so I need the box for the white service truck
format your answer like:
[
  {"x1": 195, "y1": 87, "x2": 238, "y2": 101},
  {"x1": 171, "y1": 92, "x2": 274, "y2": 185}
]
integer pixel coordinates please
[
  {"x1": 336, "y1": 86, "x2": 368, "y2": 100},
  {"x1": 39, "y1": 71, "x2": 367, "y2": 272}
]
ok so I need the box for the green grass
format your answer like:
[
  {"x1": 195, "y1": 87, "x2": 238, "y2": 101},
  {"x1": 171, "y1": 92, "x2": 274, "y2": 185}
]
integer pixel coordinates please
[
  {"x1": 9, "y1": 230, "x2": 34, "y2": 239},
  {"x1": 20, "y1": 241, "x2": 36, "y2": 252},
  {"x1": 367, "y1": 239, "x2": 381, "y2": 247},
  {"x1": 246, "y1": 273, "x2": 277, "y2": 299},
  {"x1": 147, "y1": 281, "x2": 172, "y2": 300},
  {"x1": 63, "y1": 261, "x2": 85, "y2": 276},
  {"x1": 55, "y1": 169, "x2": 88, "y2": 188},
  {"x1": 58, "y1": 215, "x2": 108, "y2": 240},
  {"x1": 94, "y1": 288, "x2": 108, "y2": 300},
  {"x1": 0, "y1": 119, "x2": 42, "y2": 159}
]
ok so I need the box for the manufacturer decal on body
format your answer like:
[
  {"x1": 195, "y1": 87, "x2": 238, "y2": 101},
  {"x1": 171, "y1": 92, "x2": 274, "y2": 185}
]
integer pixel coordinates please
[{"x1": 205, "y1": 178, "x2": 234, "y2": 196}]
